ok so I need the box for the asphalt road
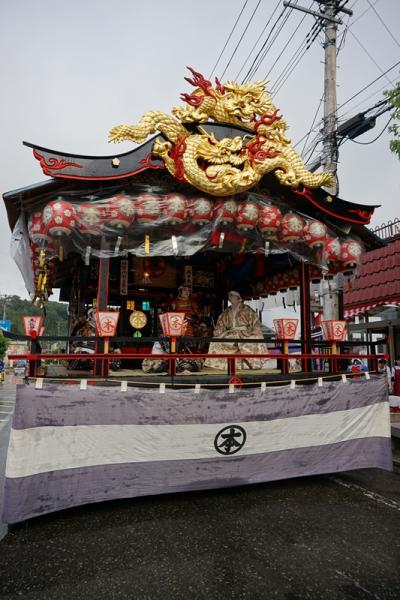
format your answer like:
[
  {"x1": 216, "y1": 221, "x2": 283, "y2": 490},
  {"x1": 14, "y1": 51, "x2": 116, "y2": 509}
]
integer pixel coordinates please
[{"x1": 0, "y1": 381, "x2": 399, "y2": 599}]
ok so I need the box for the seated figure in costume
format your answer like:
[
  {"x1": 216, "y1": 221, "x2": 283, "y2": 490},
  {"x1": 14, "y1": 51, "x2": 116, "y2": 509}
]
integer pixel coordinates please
[
  {"x1": 170, "y1": 284, "x2": 201, "y2": 336},
  {"x1": 205, "y1": 289, "x2": 269, "y2": 370}
]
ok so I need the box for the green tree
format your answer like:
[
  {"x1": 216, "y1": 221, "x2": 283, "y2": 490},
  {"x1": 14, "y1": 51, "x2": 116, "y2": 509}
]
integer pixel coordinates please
[
  {"x1": 0, "y1": 331, "x2": 10, "y2": 359},
  {"x1": 0, "y1": 294, "x2": 68, "y2": 336},
  {"x1": 385, "y1": 82, "x2": 400, "y2": 160}
]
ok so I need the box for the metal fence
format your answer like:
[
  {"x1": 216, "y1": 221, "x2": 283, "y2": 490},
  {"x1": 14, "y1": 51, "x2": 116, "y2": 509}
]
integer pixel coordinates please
[{"x1": 372, "y1": 218, "x2": 400, "y2": 240}]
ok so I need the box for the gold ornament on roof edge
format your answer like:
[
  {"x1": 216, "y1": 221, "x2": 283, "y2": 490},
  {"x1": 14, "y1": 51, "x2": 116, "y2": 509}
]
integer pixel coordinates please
[{"x1": 109, "y1": 67, "x2": 334, "y2": 196}]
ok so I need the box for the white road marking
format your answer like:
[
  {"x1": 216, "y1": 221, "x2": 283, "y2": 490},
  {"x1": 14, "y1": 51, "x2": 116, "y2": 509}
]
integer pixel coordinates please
[{"x1": 328, "y1": 475, "x2": 400, "y2": 512}]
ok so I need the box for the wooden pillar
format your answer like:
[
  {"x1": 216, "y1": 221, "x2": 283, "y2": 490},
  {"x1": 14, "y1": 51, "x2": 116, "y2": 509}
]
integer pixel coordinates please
[
  {"x1": 95, "y1": 242, "x2": 110, "y2": 377},
  {"x1": 299, "y1": 262, "x2": 312, "y2": 372}
]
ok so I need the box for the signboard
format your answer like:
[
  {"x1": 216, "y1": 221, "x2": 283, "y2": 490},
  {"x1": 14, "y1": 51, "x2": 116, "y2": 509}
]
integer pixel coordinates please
[
  {"x1": 22, "y1": 316, "x2": 44, "y2": 337},
  {"x1": 0, "y1": 320, "x2": 11, "y2": 332},
  {"x1": 94, "y1": 311, "x2": 119, "y2": 337}
]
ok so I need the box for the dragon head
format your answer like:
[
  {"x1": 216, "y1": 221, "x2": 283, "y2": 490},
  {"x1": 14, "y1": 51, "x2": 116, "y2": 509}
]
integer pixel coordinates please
[{"x1": 220, "y1": 80, "x2": 275, "y2": 125}]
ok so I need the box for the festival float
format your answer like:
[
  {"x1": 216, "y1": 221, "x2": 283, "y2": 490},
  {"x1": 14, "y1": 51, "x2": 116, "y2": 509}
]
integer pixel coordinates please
[{"x1": 1, "y1": 68, "x2": 392, "y2": 523}]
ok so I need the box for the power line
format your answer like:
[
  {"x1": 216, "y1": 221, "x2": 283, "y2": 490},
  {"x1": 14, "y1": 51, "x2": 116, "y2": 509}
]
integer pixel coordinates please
[
  {"x1": 366, "y1": 0, "x2": 400, "y2": 50},
  {"x1": 342, "y1": 115, "x2": 393, "y2": 145},
  {"x1": 235, "y1": 1, "x2": 282, "y2": 81},
  {"x1": 219, "y1": 0, "x2": 263, "y2": 80},
  {"x1": 336, "y1": 59, "x2": 400, "y2": 113},
  {"x1": 300, "y1": 94, "x2": 324, "y2": 156},
  {"x1": 264, "y1": 10, "x2": 309, "y2": 81},
  {"x1": 241, "y1": 3, "x2": 293, "y2": 83},
  {"x1": 208, "y1": 0, "x2": 249, "y2": 79},
  {"x1": 348, "y1": 29, "x2": 395, "y2": 86}
]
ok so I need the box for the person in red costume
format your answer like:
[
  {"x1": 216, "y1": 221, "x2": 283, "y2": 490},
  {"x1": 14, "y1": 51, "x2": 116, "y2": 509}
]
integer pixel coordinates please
[{"x1": 170, "y1": 285, "x2": 201, "y2": 336}]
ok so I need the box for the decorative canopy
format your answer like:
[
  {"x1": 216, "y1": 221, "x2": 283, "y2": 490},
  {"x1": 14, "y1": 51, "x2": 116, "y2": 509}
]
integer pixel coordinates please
[{"x1": 2, "y1": 68, "x2": 382, "y2": 306}]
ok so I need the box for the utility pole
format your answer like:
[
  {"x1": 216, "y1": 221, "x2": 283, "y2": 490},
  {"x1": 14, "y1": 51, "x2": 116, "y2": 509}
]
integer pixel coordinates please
[{"x1": 283, "y1": 1, "x2": 353, "y2": 194}]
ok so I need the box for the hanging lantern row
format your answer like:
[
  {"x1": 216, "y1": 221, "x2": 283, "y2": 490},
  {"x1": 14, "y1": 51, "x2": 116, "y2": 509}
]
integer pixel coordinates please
[{"x1": 27, "y1": 196, "x2": 364, "y2": 274}]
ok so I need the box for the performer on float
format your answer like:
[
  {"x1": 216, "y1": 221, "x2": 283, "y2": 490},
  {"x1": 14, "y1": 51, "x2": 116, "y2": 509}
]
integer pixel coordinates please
[
  {"x1": 170, "y1": 284, "x2": 201, "y2": 336},
  {"x1": 205, "y1": 289, "x2": 268, "y2": 370}
]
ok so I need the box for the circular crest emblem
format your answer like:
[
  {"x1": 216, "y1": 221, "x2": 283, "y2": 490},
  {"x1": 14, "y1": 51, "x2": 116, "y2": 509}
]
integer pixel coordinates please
[{"x1": 214, "y1": 425, "x2": 246, "y2": 456}]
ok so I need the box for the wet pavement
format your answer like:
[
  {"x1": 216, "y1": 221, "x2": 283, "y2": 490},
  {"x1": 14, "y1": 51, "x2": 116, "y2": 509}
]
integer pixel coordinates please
[
  {"x1": 0, "y1": 470, "x2": 399, "y2": 599},
  {"x1": 0, "y1": 381, "x2": 400, "y2": 599}
]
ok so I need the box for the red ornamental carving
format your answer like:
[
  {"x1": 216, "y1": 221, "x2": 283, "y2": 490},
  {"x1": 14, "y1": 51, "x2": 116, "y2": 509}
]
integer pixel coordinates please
[
  {"x1": 28, "y1": 211, "x2": 50, "y2": 245},
  {"x1": 43, "y1": 200, "x2": 76, "y2": 238},
  {"x1": 189, "y1": 196, "x2": 213, "y2": 226},
  {"x1": 159, "y1": 312, "x2": 187, "y2": 336},
  {"x1": 236, "y1": 201, "x2": 259, "y2": 231},
  {"x1": 303, "y1": 219, "x2": 327, "y2": 248},
  {"x1": 95, "y1": 311, "x2": 120, "y2": 337},
  {"x1": 279, "y1": 213, "x2": 304, "y2": 242},
  {"x1": 105, "y1": 195, "x2": 135, "y2": 229},
  {"x1": 340, "y1": 240, "x2": 363, "y2": 268},
  {"x1": 323, "y1": 237, "x2": 342, "y2": 264},
  {"x1": 135, "y1": 193, "x2": 161, "y2": 224},
  {"x1": 213, "y1": 199, "x2": 237, "y2": 226},
  {"x1": 273, "y1": 318, "x2": 299, "y2": 340},
  {"x1": 76, "y1": 203, "x2": 104, "y2": 236},
  {"x1": 321, "y1": 320, "x2": 347, "y2": 341},
  {"x1": 33, "y1": 149, "x2": 82, "y2": 176},
  {"x1": 163, "y1": 193, "x2": 188, "y2": 225},
  {"x1": 258, "y1": 204, "x2": 282, "y2": 239}
]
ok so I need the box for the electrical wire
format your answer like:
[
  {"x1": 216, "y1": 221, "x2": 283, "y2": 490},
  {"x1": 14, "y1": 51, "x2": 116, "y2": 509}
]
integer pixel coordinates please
[
  {"x1": 208, "y1": 0, "x2": 249, "y2": 79},
  {"x1": 235, "y1": 0, "x2": 282, "y2": 81},
  {"x1": 219, "y1": 0, "x2": 263, "y2": 80},
  {"x1": 366, "y1": 0, "x2": 400, "y2": 50},
  {"x1": 348, "y1": 29, "x2": 395, "y2": 86},
  {"x1": 241, "y1": 3, "x2": 293, "y2": 83},
  {"x1": 342, "y1": 115, "x2": 393, "y2": 145},
  {"x1": 336, "y1": 60, "x2": 400, "y2": 113},
  {"x1": 300, "y1": 94, "x2": 324, "y2": 155}
]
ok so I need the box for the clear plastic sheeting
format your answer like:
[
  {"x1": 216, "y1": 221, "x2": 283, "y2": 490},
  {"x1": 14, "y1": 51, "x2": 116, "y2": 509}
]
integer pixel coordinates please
[
  {"x1": 24, "y1": 183, "x2": 365, "y2": 300},
  {"x1": 10, "y1": 215, "x2": 34, "y2": 296}
]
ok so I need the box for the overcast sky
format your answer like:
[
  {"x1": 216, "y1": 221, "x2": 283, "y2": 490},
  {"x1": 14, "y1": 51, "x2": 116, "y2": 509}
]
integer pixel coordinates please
[{"x1": 0, "y1": 0, "x2": 399, "y2": 300}]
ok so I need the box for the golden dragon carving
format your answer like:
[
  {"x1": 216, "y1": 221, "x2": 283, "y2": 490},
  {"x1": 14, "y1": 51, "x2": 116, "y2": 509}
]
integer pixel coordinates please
[{"x1": 109, "y1": 67, "x2": 334, "y2": 196}]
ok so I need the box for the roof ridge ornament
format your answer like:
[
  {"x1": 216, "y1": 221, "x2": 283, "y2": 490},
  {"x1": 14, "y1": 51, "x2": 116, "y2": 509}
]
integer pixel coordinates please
[{"x1": 108, "y1": 67, "x2": 335, "y2": 196}]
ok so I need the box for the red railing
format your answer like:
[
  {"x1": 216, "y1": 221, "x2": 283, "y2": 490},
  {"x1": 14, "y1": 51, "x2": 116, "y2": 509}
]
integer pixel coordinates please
[{"x1": 8, "y1": 348, "x2": 387, "y2": 380}]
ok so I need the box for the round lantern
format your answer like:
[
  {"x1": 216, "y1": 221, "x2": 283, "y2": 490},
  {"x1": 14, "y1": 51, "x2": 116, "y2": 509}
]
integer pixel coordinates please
[
  {"x1": 303, "y1": 219, "x2": 327, "y2": 248},
  {"x1": 189, "y1": 196, "x2": 213, "y2": 226},
  {"x1": 163, "y1": 193, "x2": 188, "y2": 225},
  {"x1": 28, "y1": 211, "x2": 50, "y2": 245},
  {"x1": 76, "y1": 203, "x2": 104, "y2": 236},
  {"x1": 323, "y1": 237, "x2": 341, "y2": 264},
  {"x1": 105, "y1": 194, "x2": 135, "y2": 230},
  {"x1": 213, "y1": 198, "x2": 237, "y2": 226},
  {"x1": 43, "y1": 199, "x2": 76, "y2": 238},
  {"x1": 135, "y1": 193, "x2": 161, "y2": 224},
  {"x1": 258, "y1": 204, "x2": 282, "y2": 239},
  {"x1": 236, "y1": 200, "x2": 259, "y2": 231},
  {"x1": 279, "y1": 212, "x2": 304, "y2": 242},
  {"x1": 340, "y1": 239, "x2": 363, "y2": 271}
]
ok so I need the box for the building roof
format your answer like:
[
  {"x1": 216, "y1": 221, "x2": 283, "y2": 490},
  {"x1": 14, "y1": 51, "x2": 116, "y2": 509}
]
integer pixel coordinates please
[{"x1": 344, "y1": 237, "x2": 400, "y2": 315}]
